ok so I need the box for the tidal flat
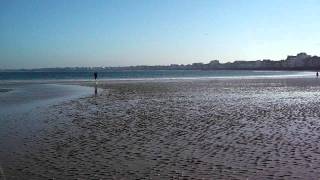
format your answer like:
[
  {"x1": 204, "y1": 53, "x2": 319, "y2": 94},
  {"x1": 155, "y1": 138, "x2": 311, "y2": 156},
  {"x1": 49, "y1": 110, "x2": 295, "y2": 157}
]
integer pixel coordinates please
[{"x1": 2, "y1": 78, "x2": 320, "y2": 179}]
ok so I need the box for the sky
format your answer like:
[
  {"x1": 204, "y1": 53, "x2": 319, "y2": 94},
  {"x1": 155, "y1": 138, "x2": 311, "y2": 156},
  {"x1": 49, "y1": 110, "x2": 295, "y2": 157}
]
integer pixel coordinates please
[{"x1": 1, "y1": 0, "x2": 320, "y2": 69}]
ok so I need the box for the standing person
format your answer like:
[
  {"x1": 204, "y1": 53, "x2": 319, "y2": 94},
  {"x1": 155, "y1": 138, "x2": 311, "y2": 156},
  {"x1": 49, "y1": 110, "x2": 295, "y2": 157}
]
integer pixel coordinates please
[
  {"x1": 94, "y1": 72, "x2": 98, "y2": 81},
  {"x1": 93, "y1": 72, "x2": 98, "y2": 95},
  {"x1": 317, "y1": 71, "x2": 319, "y2": 78}
]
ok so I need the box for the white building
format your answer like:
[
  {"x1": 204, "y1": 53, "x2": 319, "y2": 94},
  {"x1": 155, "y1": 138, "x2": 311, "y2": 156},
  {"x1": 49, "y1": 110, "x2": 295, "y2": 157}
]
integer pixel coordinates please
[{"x1": 286, "y1": 53, "x2": 311, "y2": 68}]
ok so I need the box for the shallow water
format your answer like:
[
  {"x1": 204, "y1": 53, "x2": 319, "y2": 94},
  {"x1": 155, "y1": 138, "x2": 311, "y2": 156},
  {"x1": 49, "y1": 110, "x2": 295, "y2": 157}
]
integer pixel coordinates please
[{"x1": 0, "y1": 83, "x2": 92, "y2": 114}]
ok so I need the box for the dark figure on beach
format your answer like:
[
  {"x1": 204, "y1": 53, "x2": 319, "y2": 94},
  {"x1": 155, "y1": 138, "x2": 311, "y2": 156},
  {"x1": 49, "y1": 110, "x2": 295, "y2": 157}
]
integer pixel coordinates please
[
  {"x1": 317, "y1": 72, "x2": 319, "y2": 78},
  {"x1": 94, "y1": 72, "x2": 98, "y2": 80},
  {"x1": 94, "y1": 84, "x2": 98, "y2": 96}
]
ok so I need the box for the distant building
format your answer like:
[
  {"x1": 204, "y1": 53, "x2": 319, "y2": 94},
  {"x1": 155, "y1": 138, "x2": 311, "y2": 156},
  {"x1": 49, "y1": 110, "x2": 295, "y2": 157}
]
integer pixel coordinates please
[
  {"x1": 192, "y1": 63, "x2": 205, "y2": 69},
  {"x1": 208, "y1": 60, "x2": 220, "y2": 69},
  {"x1": 209, "y1": 60, "x2": 220, "y2": 65},
  {"x1": 286, "y1": 52, "x2": 311, "y2": 68}
]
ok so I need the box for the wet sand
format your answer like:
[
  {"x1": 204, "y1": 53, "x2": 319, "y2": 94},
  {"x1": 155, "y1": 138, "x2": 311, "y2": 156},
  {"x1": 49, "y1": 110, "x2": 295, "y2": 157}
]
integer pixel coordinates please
[
  {"x1": 3, "y1": 78, "x2": 320, "y2": 179},
  {"x1": 0, "y1": 83, "x2": 92, "y2": 180}
]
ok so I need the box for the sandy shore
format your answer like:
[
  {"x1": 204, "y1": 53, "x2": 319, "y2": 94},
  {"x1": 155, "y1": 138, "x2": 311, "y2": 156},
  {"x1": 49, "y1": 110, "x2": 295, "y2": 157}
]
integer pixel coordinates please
[{"x1": 3, "y1": 78, "x2": 320, "y2": 179}]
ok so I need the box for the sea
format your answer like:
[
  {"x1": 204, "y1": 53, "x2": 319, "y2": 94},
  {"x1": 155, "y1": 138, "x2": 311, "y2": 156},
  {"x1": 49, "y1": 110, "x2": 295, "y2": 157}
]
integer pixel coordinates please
[{"x1": 0, "y1": 70, "x2": 315, "y2": 81}]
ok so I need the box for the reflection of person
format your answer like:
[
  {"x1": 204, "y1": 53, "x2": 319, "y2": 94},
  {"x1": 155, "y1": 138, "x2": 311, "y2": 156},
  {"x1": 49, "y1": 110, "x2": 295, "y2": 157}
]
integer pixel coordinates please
[
  {"x1": 94, "y1": 72, "x2": 98, "y2": 80},
  {"x1": 94, "y1": 84, "x2": 98, "y2": 96}
]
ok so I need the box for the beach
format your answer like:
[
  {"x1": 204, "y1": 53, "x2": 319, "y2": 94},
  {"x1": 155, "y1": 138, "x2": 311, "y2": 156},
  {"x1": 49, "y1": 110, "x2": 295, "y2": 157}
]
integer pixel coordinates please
[
  {"x1": 3, "y1": 0, "x2": 320, "y2": 178},
  {"x1": 2, "y1": 77, "x2": 320, "y2": 179}
]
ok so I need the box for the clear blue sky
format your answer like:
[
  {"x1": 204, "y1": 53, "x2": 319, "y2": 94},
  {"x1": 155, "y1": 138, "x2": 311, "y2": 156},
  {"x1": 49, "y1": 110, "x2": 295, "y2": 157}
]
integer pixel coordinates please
[{"x1": 1, "y1": 0, "x2": 320, "y2": 69}]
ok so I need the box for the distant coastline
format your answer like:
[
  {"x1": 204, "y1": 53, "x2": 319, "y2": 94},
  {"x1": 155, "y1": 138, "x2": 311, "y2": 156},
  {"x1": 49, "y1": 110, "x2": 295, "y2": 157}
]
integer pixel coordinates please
[{"x1": 2, "y1": 53, "x2": 320, "y2": 72}]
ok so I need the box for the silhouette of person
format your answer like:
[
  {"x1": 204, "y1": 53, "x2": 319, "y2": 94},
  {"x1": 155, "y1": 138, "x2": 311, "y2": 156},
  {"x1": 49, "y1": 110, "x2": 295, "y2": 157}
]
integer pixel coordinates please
[
  {"x1": 317, "y1": 72, "x2": 319, "y2": 78},
  {"x1": 94, "y1": 72, "x2": 98, "y2": 80}
]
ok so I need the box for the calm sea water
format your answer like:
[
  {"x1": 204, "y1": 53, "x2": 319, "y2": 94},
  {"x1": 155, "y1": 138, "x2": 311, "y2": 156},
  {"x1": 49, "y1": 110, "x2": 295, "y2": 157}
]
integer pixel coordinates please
[{"x1": 0, "y1": 70, "x2": 314, "y2": 80}]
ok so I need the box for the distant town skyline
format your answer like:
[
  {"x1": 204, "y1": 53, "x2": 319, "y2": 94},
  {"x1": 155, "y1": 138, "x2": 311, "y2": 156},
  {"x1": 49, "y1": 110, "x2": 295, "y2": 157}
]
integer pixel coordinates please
[
  {"x1": 1, "y1": 0, "x2": 320, "y2": 69},
  {"x1": 3, "y1": 52, "x2": 320, "y2": 71}
]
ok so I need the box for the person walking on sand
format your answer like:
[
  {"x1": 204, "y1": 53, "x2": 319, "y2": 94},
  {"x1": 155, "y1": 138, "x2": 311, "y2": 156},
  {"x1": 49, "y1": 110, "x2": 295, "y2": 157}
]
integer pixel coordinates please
[{"x1": 317, "y1": 71, "x2": 319, "y2": 78}]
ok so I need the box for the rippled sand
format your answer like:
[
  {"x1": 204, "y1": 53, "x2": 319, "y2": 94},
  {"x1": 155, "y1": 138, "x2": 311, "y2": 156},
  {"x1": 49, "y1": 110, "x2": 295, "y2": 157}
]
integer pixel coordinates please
[{"x1": 4, "y1": 78, "x2": 320, "y2": 179}]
